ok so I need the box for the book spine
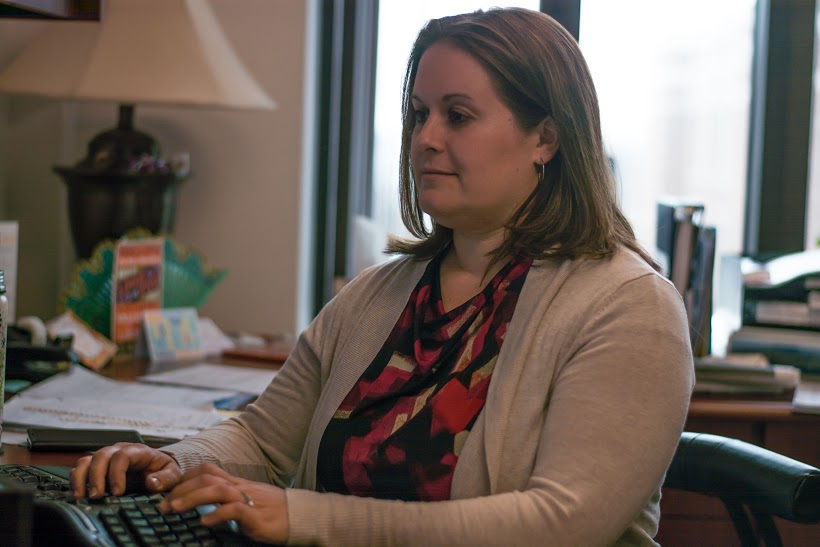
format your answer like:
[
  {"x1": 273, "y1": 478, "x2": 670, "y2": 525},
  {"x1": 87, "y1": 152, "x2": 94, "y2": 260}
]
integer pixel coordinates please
[
  {"x1": 687, "y1": 227, "x2": 716, "y2": 357},
  {"x1": 670, "y1": 205, "x2": 703, "y2": 297}
]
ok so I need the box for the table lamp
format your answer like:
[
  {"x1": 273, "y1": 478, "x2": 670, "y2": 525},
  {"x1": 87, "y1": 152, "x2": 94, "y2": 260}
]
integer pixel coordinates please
[{"x1": 0, "y1": 0, "x2": 276, "y2": 258}]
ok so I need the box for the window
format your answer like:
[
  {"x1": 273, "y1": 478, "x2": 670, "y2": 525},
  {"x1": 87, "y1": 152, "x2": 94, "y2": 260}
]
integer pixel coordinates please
[
  {"x1": 317, "y1": 0, "x2": 816, "y2": 342},
  {"x1": 579, "y1": 0, "x2": 757, "y2": 352},
  {"x1": 580, "y1": 0, "x2": 755, "y2": 261}
]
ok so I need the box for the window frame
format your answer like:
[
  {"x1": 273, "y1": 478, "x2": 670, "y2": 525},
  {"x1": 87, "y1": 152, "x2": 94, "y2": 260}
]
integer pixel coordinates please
[{"x1": 745, "y1": 0, "x2": 816, "y2": 257}]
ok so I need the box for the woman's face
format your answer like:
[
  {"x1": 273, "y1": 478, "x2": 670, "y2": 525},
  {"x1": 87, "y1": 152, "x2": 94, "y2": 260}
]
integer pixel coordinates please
[{"x1": 410, "y1": 41, "x2": 545, "y2": 236}]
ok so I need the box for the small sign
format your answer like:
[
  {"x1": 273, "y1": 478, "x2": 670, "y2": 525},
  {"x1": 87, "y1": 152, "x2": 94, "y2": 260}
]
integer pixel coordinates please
[
  {"x1": 111, "y1": 238, "x2": 164, "y2": 343},
  {"x1": 142, "y1": 307, "x2": 204, "y2": 362}
]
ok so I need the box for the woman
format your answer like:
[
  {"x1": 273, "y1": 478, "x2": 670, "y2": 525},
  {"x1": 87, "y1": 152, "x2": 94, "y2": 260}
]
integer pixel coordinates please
[{"x1": 71, "y1": 8, "x2": 693, "y2": 545}]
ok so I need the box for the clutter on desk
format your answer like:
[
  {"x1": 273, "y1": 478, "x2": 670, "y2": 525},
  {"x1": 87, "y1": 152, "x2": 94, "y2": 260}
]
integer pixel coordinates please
[
  {"x1": 139, "y1": 307, "x2": 204, "y2": 362},
  {"x1": 2, "y1": 365, "x2": 234, "y2": 446},
  {"x1": 61, "y1": 230, "x2": 227, "y2": 346},
  {"x1": 792, "y1": 377, "x2": 820, "y2": 415},
  {"x1": 132, "y1": 311, "x2": 235, "y2": 362},
  {"x1": 693, "y1": 354, "x2": 800, "y2": 400},
  {"x1": 139, "y1": 362, "x2": 277, "y2": 397},
  {"x1": 26, "y1": 427, "x2": 144, "y2": 452},
  {"x1": 720, "y1": 250, "x2": 820, "y2": 375},
  {"x1": 111, "y1": 237, "x2": 164, "y2": 343},
  {"x1": 46, "y1": 310, "x2": 117, "y2": 370},
  {"x1": 221, "y1": 332, "x2": 293, "y2": 364},
  {"x1": 741, "y1": 249, "x2": 820, "y2": 331},
  {"x1": 5, "y1": 318, "x2": 78, "y2": 385}
]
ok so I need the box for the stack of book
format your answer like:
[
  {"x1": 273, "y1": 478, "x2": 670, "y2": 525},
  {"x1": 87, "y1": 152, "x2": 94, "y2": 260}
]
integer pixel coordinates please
[
  {"x1": 793, "y1": 377, "x2": 820, "y2": 415},
  {"x1": 727, "y1": 249, "x2": 820, "y2": 374},
  {"x1": 693, "y1": 356, "x2": 801, "y2": 400}
]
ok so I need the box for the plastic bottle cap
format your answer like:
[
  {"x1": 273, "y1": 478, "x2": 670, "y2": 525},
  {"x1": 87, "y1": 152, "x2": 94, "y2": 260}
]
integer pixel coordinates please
[{"x1": 0, "y1": 269, "x2": 5, "y2": 294}]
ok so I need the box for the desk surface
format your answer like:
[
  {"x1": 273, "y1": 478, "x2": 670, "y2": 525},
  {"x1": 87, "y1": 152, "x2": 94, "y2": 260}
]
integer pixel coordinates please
[
  {"x1": 2, "y1": 355, "x2": 818, "y2": 465},
  {"x1": 2, "y1": 398, "x2": 817, "y2": 466},
  {"x1": 688, "y1": 398, "x2": 818, "y2": 421},
  {"x1": 0, "y1": 443, "x2": 82, "y2": 466}
]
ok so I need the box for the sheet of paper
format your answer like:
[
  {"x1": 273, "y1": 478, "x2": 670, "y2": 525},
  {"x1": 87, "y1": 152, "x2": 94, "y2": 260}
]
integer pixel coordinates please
[
  {"x1": 1, "y1": 430, "x2": 28, "y2": 446},
  {"x1": 198, "y1": 317, "x2": 236, "y2": 355},
  {"x1": 24, "y1": 365, "x2": 237, "y2": 408},
  {"x1": 140, "y1": 363, "x2": 277, "y2": 396},
  {"x1": 793, "y1": 377, "x2": 820, "y2": 414},
  {"x1": 3, "y1": 396, "x2": 223, "y2": 441}
]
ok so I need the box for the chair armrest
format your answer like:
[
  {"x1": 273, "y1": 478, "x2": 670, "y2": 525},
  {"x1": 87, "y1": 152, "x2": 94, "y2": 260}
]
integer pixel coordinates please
[{"x1": 664, "y1": 432, "x2": 820, "y2": 523}]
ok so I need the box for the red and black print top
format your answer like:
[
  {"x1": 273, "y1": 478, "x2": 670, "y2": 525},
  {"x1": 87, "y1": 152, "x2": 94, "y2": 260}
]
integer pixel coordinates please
[{"x1": 316, "y1": 252, "x2": 532, "y2": 501}]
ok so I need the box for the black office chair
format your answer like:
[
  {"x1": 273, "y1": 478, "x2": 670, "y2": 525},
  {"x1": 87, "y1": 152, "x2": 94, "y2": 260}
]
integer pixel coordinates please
[{"x1": 663, "y1": 432, "x2": 820, "y2": 547}]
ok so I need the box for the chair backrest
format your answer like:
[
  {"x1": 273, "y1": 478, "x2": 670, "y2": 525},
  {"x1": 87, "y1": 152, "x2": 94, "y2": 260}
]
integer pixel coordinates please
[{"x1": 664, "y1": 431, "x2": 820, "y2": 547}]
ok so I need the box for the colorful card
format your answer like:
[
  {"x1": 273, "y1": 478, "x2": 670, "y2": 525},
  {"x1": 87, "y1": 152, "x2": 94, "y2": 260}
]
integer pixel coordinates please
[
  {"x1": 142, "y1": 307, "x2": 204, "y2": 362},
  {"x1": 111, "y1": 238, "x2": 164, "y2": 343}
]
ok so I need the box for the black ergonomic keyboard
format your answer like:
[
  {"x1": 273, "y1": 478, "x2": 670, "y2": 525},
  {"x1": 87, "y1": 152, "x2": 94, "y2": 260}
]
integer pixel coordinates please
[{"x1": 0, "y1": 464, "x2": 256, "y2": 546}]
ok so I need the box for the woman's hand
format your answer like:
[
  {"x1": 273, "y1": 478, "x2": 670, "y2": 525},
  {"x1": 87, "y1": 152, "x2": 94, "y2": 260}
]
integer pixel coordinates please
[
  {"x1": 70, "y1": 442, "x2": 183, "y2": 498},
  {"x1": 159, "y1": 463, "x2": 289, "y2": 545}
]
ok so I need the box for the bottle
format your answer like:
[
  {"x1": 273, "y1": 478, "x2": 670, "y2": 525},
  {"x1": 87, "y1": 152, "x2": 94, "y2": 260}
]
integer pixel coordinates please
[{"x1": 0, "y1": 270, "x2": 7, "y2": 454}]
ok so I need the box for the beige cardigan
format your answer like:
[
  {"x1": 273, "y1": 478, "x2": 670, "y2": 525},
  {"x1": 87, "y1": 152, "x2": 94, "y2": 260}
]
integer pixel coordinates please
[{"x1": 164, "y1": 247, "x2": 694, "y2": 546}]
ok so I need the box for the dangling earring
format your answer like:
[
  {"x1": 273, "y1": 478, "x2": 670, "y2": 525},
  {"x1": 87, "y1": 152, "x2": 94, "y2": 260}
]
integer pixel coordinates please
[{"x1": 537, "y1": 163, "x2": 546, "y2": 183}]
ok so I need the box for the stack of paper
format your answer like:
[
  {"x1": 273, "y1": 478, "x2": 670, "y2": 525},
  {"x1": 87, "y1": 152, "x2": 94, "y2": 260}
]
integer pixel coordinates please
[
  {"x1": 793, "y1": 377, "x2": 820, "y2": 414},
  {"x1": 2, "y1": 366, "x2": 235, "y2": 445},
  {"x1": 694, "y1": 357, "x2": 801, "y2": 399},
  {"x1": 139, "y1": 363, "x2": 277, "y2": 396}
]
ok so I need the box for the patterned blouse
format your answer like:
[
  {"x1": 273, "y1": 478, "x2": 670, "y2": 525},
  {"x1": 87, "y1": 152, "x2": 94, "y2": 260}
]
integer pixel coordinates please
[{"x1": 317, "y1": 253, "x2": 533, "y2": 501}]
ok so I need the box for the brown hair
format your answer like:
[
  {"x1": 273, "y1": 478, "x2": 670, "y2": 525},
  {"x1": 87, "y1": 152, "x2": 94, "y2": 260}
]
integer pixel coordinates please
[{"x1": 386, "y1": 7, "x2": 658, "y2": 271}]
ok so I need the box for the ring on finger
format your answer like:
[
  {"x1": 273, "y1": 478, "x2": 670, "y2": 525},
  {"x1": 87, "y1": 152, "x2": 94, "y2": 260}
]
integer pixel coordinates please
[{"x1": 240, "y1": 491, "x2": 255, "y2": 508}]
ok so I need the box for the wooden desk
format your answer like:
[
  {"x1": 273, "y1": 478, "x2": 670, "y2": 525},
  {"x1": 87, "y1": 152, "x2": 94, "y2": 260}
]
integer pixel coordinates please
[
  {"x1": 2, "y1": 363, "x2": 817, "y2": 544},
  {"x1": 0, "y1": 443, "x2": 83, "y2": 467},
  {"x1": 656, "y1": 397, "x2": 820, "y2": 546}
]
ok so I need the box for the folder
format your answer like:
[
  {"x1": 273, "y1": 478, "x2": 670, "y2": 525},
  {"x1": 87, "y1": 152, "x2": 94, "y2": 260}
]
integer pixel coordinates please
[{"x1": 656, "y1": 199, "x2": 704, "y2": 296}]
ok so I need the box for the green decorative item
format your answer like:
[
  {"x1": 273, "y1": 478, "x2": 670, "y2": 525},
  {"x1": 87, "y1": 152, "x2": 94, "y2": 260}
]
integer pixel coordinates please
[{"x1": 61, "y1": 231, "x2": 227, "y2": 339}]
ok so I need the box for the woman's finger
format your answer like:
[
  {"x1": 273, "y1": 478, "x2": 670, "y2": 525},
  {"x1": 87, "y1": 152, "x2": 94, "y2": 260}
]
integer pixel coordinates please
[
  {"x1": 71, "y1": 443, "x2": 182, "y2": 499},
  {"x1": 161, "y1": 476, "x2": 241, "y2": 514},
  {"x1": 69, "y1": 455, "x2": 93, "y2": 498},
  {"x1": 105, "y1": 449, "x2": 132, "y2": 497},
  {"x1": 84, "y1": 444, "x2": 121, "y2": 498}
]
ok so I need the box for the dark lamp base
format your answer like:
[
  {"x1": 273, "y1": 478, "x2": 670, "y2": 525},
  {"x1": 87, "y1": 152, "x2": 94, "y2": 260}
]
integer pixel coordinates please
[
  {"x1": 53, "y1": 104, "x2": 188, "y2": 259},
  {"x1": 53, "y1": 168, "x2": 180, "y2": 259}
]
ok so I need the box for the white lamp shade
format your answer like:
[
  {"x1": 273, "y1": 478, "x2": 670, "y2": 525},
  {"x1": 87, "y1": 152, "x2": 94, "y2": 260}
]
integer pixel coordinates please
[{"x1": 0, "y1": 0, "x2": 276, "y2": 110}]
